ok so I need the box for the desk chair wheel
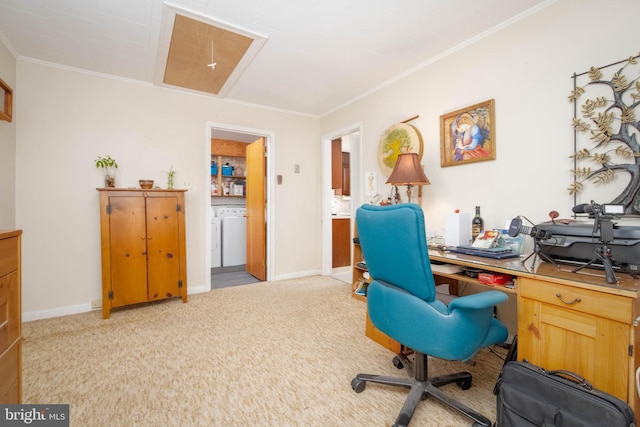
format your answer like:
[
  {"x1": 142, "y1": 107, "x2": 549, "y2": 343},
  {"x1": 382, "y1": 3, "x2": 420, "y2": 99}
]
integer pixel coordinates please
[
  {"x1": 457, "y1": 377, "x2": 472, "y2": 390},
  {"x1": 351, "y1": 378, "x2": 366, "y2": 393},
  {"x1": 392, "y1": 356, "x2": 403, "y2": 369}
]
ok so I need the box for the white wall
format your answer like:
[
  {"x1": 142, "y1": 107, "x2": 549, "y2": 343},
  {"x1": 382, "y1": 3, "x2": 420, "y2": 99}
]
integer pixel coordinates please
[
  {"x1": 15, "y1": 61, "x2": 322, "y2": 318},
  {"x1": 0, "y1": 39, "x2": 16, "y2": 228},
  {"x1": 12, "y1": 0, "x2": 640, "y2": 319},
  {"x1": 321, "y1": 0, "x2": 640, "y2": 238}
]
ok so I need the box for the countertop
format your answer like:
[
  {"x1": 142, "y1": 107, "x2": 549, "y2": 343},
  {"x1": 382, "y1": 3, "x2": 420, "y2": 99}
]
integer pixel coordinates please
[{"x1": 332, "y1": 214, "x2": 351, "y2": 219}]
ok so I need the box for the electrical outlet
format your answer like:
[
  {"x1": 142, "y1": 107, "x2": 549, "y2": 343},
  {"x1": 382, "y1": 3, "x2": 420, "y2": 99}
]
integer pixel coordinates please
[{"x1": 91, "y1": 299, "x2": 102, "y2": 310}]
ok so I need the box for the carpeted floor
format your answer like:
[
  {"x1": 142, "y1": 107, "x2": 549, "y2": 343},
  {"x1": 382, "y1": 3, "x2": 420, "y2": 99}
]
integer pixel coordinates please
[{"x1": 22, "y1": 276, "x2": 507, "y2": 426}]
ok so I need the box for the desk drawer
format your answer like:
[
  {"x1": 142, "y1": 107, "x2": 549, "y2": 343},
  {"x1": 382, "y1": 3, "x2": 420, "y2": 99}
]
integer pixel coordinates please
[
  {"x1": 519, "y1": 277, "x2": 631, "y2": 324},
  {"x1": 0, "y1": 236, "x2": 18, "y2": 278},
  {"x1": 0, "y1": 272, "x2": 20, "y2": 352},
  {"x1": 0, "y1": 340, "x2": 20, "y2": 403}
]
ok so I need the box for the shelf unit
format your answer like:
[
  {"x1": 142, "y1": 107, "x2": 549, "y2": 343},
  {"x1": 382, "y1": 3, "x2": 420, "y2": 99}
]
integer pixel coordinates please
[
  {"x1": 352, "y1": 222, "x2": 403, "y2": 353},
  {"x1": 211, "y1": 138, "x2": 248, "y2": 198},
  {"x1": 211, "y1": 155, "x2": 246, "y2": 197},
  {"x1": 351, "y1": 223, "x2": 368, "y2": 302},
  {"x1": 429, "y1": 267, "x2": 516, "y2": 295}
]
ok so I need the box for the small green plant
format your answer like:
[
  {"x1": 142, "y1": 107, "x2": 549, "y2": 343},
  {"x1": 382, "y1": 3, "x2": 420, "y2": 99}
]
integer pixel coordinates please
[
  {"x1": 94, "y1": 155, "x2": 118, "y2": 169},
  {"x1": 163, "y1": 166, "x2": 176, "y2": 189},
  {"x1": 95, "y1": 155, "x2": 118, "y2": 187}
]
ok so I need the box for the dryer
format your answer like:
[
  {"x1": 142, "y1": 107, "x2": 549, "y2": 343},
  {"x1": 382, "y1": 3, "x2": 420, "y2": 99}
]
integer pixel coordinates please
[{"x1": 217, "y1": 206, "x2": 247, "y2": 267}]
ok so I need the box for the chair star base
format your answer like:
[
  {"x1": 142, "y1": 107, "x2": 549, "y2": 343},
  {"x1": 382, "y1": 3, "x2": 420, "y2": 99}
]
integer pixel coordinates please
[{"x1": 351, "y1": 352, "x2": 492, "y2": 427}]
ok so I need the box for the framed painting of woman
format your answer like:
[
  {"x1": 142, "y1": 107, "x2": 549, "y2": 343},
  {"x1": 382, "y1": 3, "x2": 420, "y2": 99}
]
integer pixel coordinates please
[{"x1": 440, "y1": 99, "x2": 495, "y2": 167}]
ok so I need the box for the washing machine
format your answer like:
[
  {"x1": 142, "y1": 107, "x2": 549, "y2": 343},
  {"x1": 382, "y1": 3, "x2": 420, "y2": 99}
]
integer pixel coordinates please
[
  {"x1": 210, "y1": 206, "x2": 221, "y2": 268},
  {"x1": 217, "y1": 206, "x2": 247, "y2": 267}
]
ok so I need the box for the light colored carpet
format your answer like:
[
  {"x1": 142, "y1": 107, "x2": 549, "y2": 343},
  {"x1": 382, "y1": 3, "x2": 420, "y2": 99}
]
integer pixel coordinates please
[{"x1": 22, "y1": 276, "x2": 507, "y2": 426}]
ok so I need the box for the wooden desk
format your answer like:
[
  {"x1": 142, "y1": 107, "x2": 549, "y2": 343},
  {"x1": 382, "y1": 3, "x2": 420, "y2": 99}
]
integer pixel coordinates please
[{"x1": 428, "y1": 250, "x2": 640, "y2": 423}]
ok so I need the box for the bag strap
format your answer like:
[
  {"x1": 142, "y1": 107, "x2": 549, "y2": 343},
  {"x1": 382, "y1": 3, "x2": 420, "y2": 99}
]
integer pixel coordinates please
[{"x1": 547, "y1": 369, "x2": 593, "y2": 390}]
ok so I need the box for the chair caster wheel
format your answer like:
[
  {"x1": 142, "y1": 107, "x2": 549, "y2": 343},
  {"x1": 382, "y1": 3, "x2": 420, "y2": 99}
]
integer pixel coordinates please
[
  {"x1": 457, "y1": 378, "x2": 472, "y2": 390},
  {"x1": 351, "y1": 378, "x2": 366, "y2": 393},
  {"x1": 392, "y1": 356, "x2": 403, "y2": 369}
]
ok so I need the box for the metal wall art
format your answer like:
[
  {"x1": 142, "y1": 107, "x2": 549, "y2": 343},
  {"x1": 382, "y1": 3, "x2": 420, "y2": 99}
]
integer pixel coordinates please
[{"x1": 569, "y1": 52, "x2": 640, "y2": 214}]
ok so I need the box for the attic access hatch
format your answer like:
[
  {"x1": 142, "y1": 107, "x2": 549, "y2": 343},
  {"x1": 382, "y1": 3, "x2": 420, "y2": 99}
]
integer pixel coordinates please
[{"x1": 156, "y1": 5, "x2": 267, "y2": 97}]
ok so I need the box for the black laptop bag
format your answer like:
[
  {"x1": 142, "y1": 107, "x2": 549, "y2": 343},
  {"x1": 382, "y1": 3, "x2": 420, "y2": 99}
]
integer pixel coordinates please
[{"x1": 494, "y1": 361, "x2": 636, "y2": 427}]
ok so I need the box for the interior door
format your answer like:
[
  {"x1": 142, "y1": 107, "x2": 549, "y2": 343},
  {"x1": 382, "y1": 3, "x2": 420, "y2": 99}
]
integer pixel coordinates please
[{"x1": 245, "y1": 138, "x2": 266, "y2": 281}]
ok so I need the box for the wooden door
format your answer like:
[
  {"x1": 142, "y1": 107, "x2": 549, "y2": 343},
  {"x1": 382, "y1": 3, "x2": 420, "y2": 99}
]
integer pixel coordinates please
[
  {"x1": 108, "y1": 196, "x2": 148, "y2": 308},
  {"x1": 146, "y1": 195, "x2": 182, "y2": 300},
  {"x1": 331, "y1": 138, "x2": 342, "y2": 193},
  {"x1": 246, "y1": 138, "x2": 266, "y2": 281}
]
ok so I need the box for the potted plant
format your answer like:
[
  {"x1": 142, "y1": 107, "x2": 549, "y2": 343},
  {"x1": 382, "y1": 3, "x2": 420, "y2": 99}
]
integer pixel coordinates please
[
  {"x1": 163, "y1": 166, "x2": 176, "y2": 189},
  {"x1": 95, "y1": 155, "x2": 118, "y2": 187}
]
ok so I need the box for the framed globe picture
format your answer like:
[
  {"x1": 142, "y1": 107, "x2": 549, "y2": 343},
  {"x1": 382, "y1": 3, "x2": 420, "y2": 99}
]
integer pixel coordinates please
[{"x1": 377, "y1": 123, "x2": 424, "y2": 177}]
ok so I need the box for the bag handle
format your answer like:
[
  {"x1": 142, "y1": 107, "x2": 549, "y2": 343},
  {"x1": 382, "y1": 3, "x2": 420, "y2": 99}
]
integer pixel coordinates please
[{"x1": 548, "y1": 369, "x2": 593, "y2": 390}]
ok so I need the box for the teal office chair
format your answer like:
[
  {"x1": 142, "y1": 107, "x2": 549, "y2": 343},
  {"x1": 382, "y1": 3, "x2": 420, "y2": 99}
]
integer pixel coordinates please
[{"x1": 351, "y1": 204, "x2": 508, "y2": 427}]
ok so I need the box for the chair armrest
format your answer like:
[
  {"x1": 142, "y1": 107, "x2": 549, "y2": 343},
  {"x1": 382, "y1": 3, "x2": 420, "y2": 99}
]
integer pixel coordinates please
[{"x1": 448, "y1": 290, "x2": 508, "y2": 311}]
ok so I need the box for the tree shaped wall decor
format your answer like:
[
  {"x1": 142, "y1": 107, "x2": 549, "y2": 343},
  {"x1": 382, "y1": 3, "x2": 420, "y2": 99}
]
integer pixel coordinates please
[{"x1": 568, "y1": 52, "x2": 640, "y2": 214}]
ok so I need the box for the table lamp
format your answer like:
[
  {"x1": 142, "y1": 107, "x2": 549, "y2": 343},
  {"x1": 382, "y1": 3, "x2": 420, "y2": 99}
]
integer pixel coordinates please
[{"x1": 386, "y1": 152, "x2": 430, "y2": 203}]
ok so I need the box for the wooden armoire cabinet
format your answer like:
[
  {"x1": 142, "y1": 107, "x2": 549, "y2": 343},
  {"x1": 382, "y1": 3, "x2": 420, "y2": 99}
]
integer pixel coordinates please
[{"x1": 97, "y1": 189, "x2": 187, "y2": 319}]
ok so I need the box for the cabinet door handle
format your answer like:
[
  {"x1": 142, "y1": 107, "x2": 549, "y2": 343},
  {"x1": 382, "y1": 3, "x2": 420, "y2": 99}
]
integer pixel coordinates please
[{"x1": 556, "y1": 293, "x2": 581, "y2": 305}]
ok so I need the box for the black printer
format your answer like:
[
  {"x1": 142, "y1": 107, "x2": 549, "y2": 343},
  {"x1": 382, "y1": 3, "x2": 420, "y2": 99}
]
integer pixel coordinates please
[{"x1": 535, "y1": 220, "x2": 640, "y2": 274}]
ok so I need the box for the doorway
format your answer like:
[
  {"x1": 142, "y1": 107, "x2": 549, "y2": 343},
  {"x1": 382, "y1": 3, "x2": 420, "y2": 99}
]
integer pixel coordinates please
[
  {"x1": 321, "y1": 123, "x2": 362, "y2": 282},
  {"x1": 207, "y1": 123, "x2": 273, "y2": 290}
]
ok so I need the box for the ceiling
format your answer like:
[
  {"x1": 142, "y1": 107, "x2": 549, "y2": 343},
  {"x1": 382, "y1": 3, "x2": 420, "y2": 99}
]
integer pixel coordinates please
[{"x1": 0, "y1": 0, "x2": 549, "y2": 116}]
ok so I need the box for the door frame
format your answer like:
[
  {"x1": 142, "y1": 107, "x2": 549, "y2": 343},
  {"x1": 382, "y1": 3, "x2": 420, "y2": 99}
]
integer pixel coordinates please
[
  {"x1": 321, "y1": 122, "x2": 363, "y2": 276},
  {"x1": 205, "y1": 122, "x2": 274, "y2": 288}
]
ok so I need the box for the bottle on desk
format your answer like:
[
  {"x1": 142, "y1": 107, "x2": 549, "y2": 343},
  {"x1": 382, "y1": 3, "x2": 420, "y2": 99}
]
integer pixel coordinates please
[{"x1": 471, "y1": 206, "x2": 484, "y2": 242}]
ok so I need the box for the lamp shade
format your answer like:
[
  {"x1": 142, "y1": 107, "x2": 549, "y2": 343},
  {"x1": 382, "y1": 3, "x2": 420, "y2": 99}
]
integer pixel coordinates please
[{"x1": 386, "y1": 153, "x2": 430, "y2": 186}]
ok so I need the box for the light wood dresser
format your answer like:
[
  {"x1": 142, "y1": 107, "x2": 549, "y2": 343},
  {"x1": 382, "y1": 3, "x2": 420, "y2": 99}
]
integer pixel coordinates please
[{"x1": 0, "y1": 229, "x2": 22, "y2": 403}]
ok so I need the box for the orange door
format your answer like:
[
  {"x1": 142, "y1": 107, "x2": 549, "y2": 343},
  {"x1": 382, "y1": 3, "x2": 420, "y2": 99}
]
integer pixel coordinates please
[{"x1": 246, "y1": 138, "x2": 266, "y2": 281}]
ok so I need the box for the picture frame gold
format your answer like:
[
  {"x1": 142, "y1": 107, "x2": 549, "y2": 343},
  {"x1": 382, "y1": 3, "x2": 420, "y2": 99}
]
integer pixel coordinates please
[
  {"x1": 439, "y1": 99, "x2": 495, "y2": 167},
  {"x1": 0, "y1": 78, "x2": 13, "y2": 123}
]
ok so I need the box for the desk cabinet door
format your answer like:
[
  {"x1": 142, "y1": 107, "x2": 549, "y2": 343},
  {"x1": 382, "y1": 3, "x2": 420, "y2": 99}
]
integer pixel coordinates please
[{"x1": 518, "y1": 277, "x2": 630, "y2": 401}]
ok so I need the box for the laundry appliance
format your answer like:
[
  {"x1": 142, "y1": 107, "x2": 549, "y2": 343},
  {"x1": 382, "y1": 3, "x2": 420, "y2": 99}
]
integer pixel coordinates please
[{"x1": 216, "y1": 206, "x2": 247, "y2": 267}]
